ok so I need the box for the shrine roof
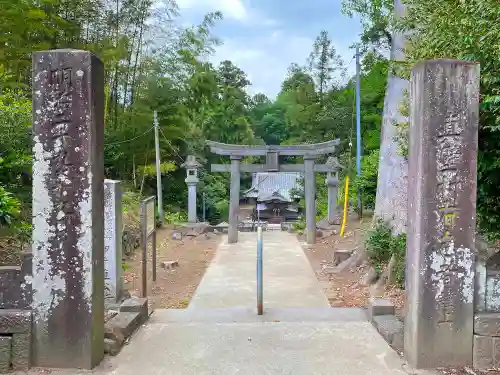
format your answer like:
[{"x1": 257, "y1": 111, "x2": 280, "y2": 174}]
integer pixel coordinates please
[{"x1": 243, "y1": 172, "x2": 302, "y2": 202}]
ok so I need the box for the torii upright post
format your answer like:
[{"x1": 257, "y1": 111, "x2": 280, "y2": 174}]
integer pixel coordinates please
[
  {"x1": 229, "y1": 156, "x2": 242, "y2": 243},
  {"x1": 206, "y1": 140, "x2": 340, "y2": 244},
  {"x1": 304, "y1": 155, "x2": 316, "y2": 244}
]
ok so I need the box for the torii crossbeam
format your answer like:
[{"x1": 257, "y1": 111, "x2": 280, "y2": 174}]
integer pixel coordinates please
[{"x1": 206, "y1": 140, "x2": 341, "y2": 244}]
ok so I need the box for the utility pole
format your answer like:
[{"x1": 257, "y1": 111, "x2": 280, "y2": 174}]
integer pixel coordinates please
[
  {"x1": 355, "y1": 46, "x2": 362, "y2": 218},
  {"x1": 154, "y1": 110, "x2": 164, "y2": 225}
]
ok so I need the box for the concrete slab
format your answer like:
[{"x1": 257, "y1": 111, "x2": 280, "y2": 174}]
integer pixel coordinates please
[
  {"x1": 25, "y1": 320, "x2": 422, "y2": 375},
  {"x1": 149, "y1": 307, "x2": 367, "y2": 324},
  {"x1": 189, "y1": 231, "x2": 329, "y2": 309},
  {"x1": 17, "y1": 230, "x2": 440, "y2": 375}
]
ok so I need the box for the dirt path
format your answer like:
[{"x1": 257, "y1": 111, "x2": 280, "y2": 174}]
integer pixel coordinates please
[{"x1": 123, "y1": 227, "x2": 221, "y2": 309}]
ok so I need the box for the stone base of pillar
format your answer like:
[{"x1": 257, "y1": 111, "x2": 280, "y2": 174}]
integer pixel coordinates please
[
  {"x1": 179, "y1": 222, "x2": 210, "y2": 237},
  {"x1": 317, "y1": 217, "x2": 341, "y2": 228}
]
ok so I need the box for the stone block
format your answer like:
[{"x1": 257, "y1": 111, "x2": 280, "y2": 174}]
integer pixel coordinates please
[
  {"x1": 172, "y1": 232, "x2": 183, "y2": 240},
  {"x1": 20, "y1": 251, "x2": 32, "y2": 278},
  {"x1": 392, "y1": 329, "x2": 404, "y2": 354},
  {"x1": 361, "y1": 267, "x2": 377, "y2": 286},
  {"x1": 0, "y1": 336, "x2": 12, "y2": 373},
  {"x1": 11, "y1": 333, "x2": 30, "y2": 371},
  {"x1": 475, "y1": 313, "x2": 500, "y2": 337},
  {"x1": 473, "y1": 335, "x2": 494, "y2": 370},
  {"x1": 161, "y1": 260, "x2": 179, "y2": 270},
  {"x1": 104, "y1": 338, "x2": 121, "y2": 356},
  {"x1": 367, "y1": 298, "x2": 395, "y2": 320},
  {"x1": 0, "y1": 310, "x2": 31, "y2": 334},
  {"x1": 105, "y1": 312, "x2": 142, "y2": 339},
  {"x1": 105, "y1": 310, "x2": 119, "y2": 323},
  {"x1": 486, "y1": 275, "x2": 500, "y2": 312},
  {"x1": 104, "y1": 324, "x2": 125, "y2": 346},
  {"x1": 0, "y1": 267, "x2": 21, "y2": 309},
  {"x1": 373, "y1": 315, "x2": 404, "y2": 352},
  {"x1": 120, "y1": 297, "x2": 147, "y2": 313},
  {"x1": 334, "y1": 250, "x2": 352, "y2": 265}
]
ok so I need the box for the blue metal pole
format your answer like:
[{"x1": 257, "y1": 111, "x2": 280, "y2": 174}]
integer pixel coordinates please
[
  {"x1": 257, "y1": 226, "x2": 263, "y2": 315},
  {"x1": 355, "y1": 46, "x2": 362, "y2": 217}
]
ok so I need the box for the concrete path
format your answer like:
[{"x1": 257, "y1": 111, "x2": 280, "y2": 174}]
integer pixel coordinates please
[
  {"x1": 189, "y1": 231, "x2": 330, "y2": 309},
  {"x1": 26, "y1": 232, "x2": 435, "y2": 375}
]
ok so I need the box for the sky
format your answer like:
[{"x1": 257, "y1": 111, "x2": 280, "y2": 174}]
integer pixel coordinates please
[{"x1": 175, "y1": 0, "x2": 362, "y2": 99}]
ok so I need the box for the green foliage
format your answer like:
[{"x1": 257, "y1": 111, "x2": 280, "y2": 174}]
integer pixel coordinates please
[
  {"x1": 352, "y1": 149, "x2": 380, "y2": 209},
  {"x1": 0, "y1": 90, "x2": 32, "y2": 189},
  {"x1": 344, "y1": 0, "x2": 500, "y2": 239},
  {"x1": 0, "y1": 2, "x2": 389, "y2": 258},
  {"x1": 292, "y1": 218, "x2": 306, "y2": 235},
  {"x1": 0, "y1": 185, "x2": 20, "y2": 226},
  {"x1": 365, "y1": 218, "x2": 406, "y2": 287},
  {"x1": 397, "y1": 0, "x2": 500, "y2": 239},
  {"x1": 341, "y1": 0, "x2": 394, "y2": 52},
  {"x1": 164, "y1": 211, "x2": 187, "y2": 225},
  {"x1": 138, "y1": 162, "x2": 177, "y2": 177}
]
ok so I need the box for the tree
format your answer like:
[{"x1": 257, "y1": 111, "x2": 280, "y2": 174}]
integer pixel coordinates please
[
  {"x1": 307, "y1": 31, "x2": 345, "y2": 102},
  {"x1": 399, "y1": 0, "x2": 500, "y2": 237},
  {"x1": 341, "y1": 0, "x2": 394, "y2": 53}
]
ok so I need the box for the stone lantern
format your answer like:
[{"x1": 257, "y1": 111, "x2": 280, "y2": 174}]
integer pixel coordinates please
[{"x1": 181, "y1": 155, "x2": 201, "y2": 223}]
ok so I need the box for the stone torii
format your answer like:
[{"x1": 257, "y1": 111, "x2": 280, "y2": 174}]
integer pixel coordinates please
[{"x1": 206, "y1": 139, "x2": 341, "y2": 244}]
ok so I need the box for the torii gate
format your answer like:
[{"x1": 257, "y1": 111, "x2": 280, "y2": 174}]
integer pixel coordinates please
[{"x1": 207, "y1": 139, "x2": 341, "y2": 244}]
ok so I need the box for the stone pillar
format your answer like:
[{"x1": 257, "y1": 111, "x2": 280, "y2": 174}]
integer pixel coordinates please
[
  {"x1": 187, "y1": 182, "x2": 197, "y2": 223},
  {"x1": 229, "y1": 156, "x2": 242, "y2": 243},
  {"x1": 304, "y1": 155, "x2": 316, "y2": 244},
  {"x1": 31, "y1": 50, "x2": 105, "y2": 369},
  {"x1": 181, "y1": 155, "x2": 201, "y2": 224},
  {"x1": 104, "y1": 180, "x2": 123, "y2": 303},
  {"x1": 405, "y1": 60, "x2": 480, "y2": 369},
  {"x1": 326, "y1": 172, "x2": 340, "y2": 224}
]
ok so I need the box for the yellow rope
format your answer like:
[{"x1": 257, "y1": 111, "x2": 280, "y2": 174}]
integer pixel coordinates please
[
  {"x1": 340, "y1": 82, "x2": 358, "y2": 236},
  {"x1": 340, "y1": 176, "x2": 350, "y2": 237}
]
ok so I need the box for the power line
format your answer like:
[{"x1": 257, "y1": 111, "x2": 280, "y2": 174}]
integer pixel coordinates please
[
  {"x1": 158, "y1": 126, "x2": 184, "y2": 163},
  {"x1": 105, "y1": 125, "x2": 155, "y2": 146}
]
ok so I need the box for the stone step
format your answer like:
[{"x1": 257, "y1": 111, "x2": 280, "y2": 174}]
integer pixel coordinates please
[
  {"x1": 104, "y1": 312, "x2": 143, "y2": 356},
  {"x1": 149, "y1": 307, "x2": 367, "y2": 325},
  {"x1": 106, "y1": 312, "x2": 143, "y2": 340}
]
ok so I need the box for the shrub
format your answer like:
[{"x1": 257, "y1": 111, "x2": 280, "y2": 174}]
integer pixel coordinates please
[
  {"x1": 292, "y1": 218, "x2": 306, "y2": 234},
  {"x1": 0, "y1": 185, "x2": 20, "y2": 226},
  {"x1": 164, "y1": 211, "x2": 187, "y2": 225},
  {"x1": 365, "y1": 218, "x2": 406, "y2": 288}
]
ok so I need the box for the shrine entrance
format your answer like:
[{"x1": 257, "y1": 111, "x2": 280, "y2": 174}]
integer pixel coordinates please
[{"x1": 206, "y1": 139, "x2": 342, "y2": 244}]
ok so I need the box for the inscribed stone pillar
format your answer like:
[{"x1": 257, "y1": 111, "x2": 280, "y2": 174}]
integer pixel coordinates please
[
  {"x1": 32, "y1": 50, "x2": 105, "y2": 369},
  {"x1": 104, "y1": 179, "x2": 123, "y2": 303},
  {"x1": 326, "y1": 172, "x2": 340, "y2": 224},
  {"x1": 304, "y1": 155, "x2": 316, "y2": 244},
  {"x1": 229, "y1": 156, "x2": 242, "y2": 243},
  {"x1": 405, "y1": 60, "x2": 480, "y2": 368}
]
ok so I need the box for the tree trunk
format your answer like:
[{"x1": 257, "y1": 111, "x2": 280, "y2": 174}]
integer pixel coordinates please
[
  {"x1": 373, "y1": 0, "x2": 408, "y2": 234},
  {"x1": 130, "y1": 6, "x2": 146, "y2": 105}
]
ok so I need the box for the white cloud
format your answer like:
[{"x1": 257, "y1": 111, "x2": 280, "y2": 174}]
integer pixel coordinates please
[
  {"x1": 176, "y1": 0, "x2": 247, "y2": 20},
  {"x1": 211, "y1": 32, "x2": 356, "y2": 99}
]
